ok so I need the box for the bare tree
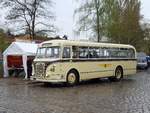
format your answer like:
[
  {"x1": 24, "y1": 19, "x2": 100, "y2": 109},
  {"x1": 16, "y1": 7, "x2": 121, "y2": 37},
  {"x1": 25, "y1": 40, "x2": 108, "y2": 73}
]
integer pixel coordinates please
[
  {"x1": 0, "y1": 0, "x2": 55, "y2": 40},
  {"x1": 75, "y1": 0, "x2": 106, "y2": 42}
]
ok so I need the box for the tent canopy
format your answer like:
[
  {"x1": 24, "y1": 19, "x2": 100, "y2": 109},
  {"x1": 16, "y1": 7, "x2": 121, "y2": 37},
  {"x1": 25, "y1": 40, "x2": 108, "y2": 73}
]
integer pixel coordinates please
[
  {"x1": 3, "y1": 42, "x2": 38, "y2": 56},
  {"x1": 3, "y1": 42, "x2": 38, "y2": 78}
]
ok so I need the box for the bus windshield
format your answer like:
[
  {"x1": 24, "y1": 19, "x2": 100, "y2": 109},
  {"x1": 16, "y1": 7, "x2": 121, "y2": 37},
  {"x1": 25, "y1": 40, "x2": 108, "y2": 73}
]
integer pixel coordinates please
[{"x1": 36, "y1": 46, "x2": 60, "y2": 58}]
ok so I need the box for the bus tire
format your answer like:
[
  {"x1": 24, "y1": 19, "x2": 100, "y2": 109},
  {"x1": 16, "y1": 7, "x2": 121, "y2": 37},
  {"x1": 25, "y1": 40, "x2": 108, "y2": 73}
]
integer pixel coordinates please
[
  {"x1": 66, "y1": 70, "x2": 79, "y2": 86},
  {"x1": 114, "y1": 66, "x2": 123, "y2": 81}
]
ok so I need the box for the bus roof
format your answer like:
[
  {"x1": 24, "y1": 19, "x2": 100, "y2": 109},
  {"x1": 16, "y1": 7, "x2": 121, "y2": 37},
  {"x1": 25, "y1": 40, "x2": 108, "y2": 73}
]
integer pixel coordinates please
[{"x1": 40, "y1": 40, "x2": 135, "y2": 49}]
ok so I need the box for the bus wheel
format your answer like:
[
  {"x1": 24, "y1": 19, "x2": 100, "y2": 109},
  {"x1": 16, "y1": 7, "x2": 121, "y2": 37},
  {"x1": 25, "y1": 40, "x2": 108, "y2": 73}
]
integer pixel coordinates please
[
  {"x1": 67, "y1": 70, "x2": 79, "y2": 86},
  {"x1": 114, "y1": 67, "x2": 123, "y2": 81}
]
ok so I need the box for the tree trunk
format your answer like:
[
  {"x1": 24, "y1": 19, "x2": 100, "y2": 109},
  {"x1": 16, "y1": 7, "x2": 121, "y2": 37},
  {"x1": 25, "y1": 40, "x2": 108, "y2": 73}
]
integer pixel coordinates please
[
  {"x1": 31, "y1": 21, "x2": 35, "y2": 40},
  {"x1": 95, "y1": 0, "x2": 101, "y2": 42},
  {"x1": 31, "y1": 0, "x2": 37, "y2": 40}
]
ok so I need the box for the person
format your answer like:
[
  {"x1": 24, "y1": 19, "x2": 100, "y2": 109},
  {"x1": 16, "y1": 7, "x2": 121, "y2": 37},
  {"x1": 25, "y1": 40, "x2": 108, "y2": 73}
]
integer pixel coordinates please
[
  {"x1": 27, "y1": 58, "x2": 32, "y2": 79},
  {"x1": 87, "y1": 51, "x2": 93, "y2": 58},
  {"x1": 93, "y1": 50, "x2": 99, "y2": 58},
  {"x1": 63, "y1": 35, "x2": 68, "y2": 40}
]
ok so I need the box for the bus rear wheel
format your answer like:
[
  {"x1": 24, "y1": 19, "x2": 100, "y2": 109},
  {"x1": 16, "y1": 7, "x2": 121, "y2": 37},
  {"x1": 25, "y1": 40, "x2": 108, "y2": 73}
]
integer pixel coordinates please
[
  {"x1": 67, "y1": 70, "x2": 79, "y2": 86},
  {"x1": 114, "y1": 67, "x2": 123, "y2": 81},
  {"x1": 109, "y1": 67, "x2": 123, "y2": 82}
]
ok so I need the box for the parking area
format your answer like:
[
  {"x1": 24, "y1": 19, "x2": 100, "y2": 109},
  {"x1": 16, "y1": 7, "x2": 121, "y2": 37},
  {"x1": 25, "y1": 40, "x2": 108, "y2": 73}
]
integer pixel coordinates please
[{"x1": 0, "y1": 69, "x2": 150, "y2": 113}]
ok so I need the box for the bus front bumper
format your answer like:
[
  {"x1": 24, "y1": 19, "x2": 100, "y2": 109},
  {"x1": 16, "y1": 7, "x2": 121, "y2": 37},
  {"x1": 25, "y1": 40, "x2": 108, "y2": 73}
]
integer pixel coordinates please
[{"x1": 30, "y1": 76, "x2": 66, "y2": 83}]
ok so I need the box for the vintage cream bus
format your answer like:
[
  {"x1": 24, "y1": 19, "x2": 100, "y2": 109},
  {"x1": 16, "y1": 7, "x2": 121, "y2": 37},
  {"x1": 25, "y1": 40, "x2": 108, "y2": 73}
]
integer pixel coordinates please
[{"x1": 31, "y1": 40, "x2": 137, "y2": 85}]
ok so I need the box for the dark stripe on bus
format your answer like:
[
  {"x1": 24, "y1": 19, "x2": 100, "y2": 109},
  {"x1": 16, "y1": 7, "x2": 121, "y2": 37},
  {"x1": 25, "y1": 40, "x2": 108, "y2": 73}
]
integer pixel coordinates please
[
  {"x1": 80, "y1": 70, "x2": 114, "y2": 74},
  {"x1": 79, "y1": 68, "x2": 136, "y2": 74},
  {"x1": 71, "y1": 58, "x2": 137, "y2": 62}
]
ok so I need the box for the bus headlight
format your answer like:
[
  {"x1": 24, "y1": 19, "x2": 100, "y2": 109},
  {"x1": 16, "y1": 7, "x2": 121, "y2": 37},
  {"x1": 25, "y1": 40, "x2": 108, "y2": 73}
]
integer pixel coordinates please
[{"x1": 46, "y1": 74, "x2": 50, "y2": 77}]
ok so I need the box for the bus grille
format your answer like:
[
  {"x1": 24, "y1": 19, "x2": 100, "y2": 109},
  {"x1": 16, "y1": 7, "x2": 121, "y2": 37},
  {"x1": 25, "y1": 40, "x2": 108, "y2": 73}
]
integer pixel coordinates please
[{"x1": 35, "y1": 63, "x2": 45, "y2": 77}]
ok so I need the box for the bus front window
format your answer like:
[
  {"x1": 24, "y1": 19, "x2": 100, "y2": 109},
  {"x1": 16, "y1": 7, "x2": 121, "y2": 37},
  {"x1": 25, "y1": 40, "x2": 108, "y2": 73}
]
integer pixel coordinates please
[
  {"x1": 46, "y1": 47, "x2": 60, "y2": 58},
  {"x1": 36, "y1": 48, "x2": 46, "y2": 58},
  {"x1": 36, "y1": 47, "x2": 60, "y2": 59}
]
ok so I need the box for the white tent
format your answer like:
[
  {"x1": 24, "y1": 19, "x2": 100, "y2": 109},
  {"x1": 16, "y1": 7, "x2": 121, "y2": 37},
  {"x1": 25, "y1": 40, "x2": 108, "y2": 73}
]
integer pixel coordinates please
[{"x1": 3, "y1": 42, "x2": 38, "y2": 79}]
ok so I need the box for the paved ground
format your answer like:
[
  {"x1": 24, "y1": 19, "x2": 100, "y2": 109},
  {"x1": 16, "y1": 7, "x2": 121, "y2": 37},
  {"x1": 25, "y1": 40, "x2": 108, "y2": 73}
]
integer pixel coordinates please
[{"x1": 0, "y1": 69, "x2": 150, "y2": 113}]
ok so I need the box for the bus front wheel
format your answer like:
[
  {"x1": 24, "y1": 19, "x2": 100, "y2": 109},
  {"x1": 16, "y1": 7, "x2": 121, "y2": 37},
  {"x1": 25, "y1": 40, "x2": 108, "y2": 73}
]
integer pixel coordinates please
[{"x1": 67, "y1": 70, "x2": 79, "y2": 86}]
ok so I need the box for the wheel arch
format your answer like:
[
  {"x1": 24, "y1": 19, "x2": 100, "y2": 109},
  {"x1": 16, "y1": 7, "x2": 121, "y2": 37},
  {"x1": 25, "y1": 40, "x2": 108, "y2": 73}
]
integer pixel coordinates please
[
  {"x1": 115, "y1": 65, "x2": 124, "y2": 76},
  {"x1": 109, "y1": 65, "x2": 124, "y2": 81}
]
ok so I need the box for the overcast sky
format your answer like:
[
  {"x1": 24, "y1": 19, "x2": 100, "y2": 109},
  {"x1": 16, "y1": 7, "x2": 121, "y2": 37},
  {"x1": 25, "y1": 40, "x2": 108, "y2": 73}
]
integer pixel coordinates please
[
  {"x1": 54, "y1": 0, "x2": 76, "y2": 39},
  {"x1": 0, "y1": 0, "x2": 150, "y2": 40},
  {"x1": 141, "y1": 0, "x2": 150, "y2": 19}
]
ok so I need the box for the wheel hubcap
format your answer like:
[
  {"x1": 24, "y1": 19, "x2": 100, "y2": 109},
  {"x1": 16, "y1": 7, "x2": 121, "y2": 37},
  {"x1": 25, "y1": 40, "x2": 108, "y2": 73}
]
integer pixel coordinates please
[{"x1": 68, "y1": 73, "x2": 76, "y2": 84}]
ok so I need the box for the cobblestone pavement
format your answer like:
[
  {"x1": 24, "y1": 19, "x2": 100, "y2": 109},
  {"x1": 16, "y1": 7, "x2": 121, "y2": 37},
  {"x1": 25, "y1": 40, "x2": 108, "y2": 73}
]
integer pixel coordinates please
[{"x1": 0, "y1": 69, "x2": 150, "y2": 113}]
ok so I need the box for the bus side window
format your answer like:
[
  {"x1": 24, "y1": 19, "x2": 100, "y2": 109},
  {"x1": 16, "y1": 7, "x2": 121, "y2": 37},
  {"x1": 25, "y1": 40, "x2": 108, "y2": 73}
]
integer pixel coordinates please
[
  {"x1": 103, "y1": 48, "x2": 110, "y2": 58},
  {"x1": 79, "y1": 47, "x2": 88, "y2": 58},
  {"x1": 72, "y1": 46, "x2": 79, "y2": 58},
  {"x1": 63, "y1": 47, "x2": 70, "y2": 58},
  {"x1": 109, "y1": 48, "x2": 120, "y2": 58},
  {"x1": 128, "y1": 49, "x2": 135, "y2": 58},
  {"x1": 89, "y1": 47, "x2": 99, "y2": 58},
  {"x1": 119, "y1": 48, "x2": 128, "y2": 58},
  {"x1": 87, "y1": 51, "x2": 92, "y2": 58}
]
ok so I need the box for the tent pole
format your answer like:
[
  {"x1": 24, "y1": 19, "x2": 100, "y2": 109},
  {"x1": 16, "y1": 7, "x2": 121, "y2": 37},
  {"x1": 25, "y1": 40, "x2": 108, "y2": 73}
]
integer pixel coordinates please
[
  {"x1": 23, "y1": 55, "x2": 28, "y2": 79},
  {"x1": 3, "y1": 55, "x2": 9, "y2": 77}
]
